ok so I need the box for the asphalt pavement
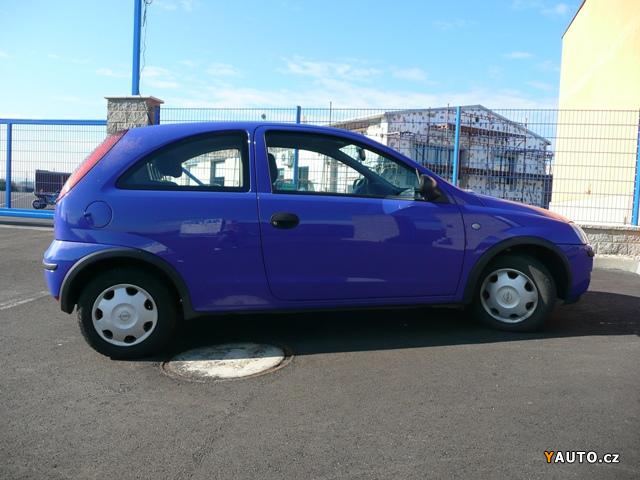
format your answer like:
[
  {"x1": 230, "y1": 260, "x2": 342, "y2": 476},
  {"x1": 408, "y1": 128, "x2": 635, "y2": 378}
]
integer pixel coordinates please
[{"x1": 1, "y1": 223, "x2": 638, "y2": 479}]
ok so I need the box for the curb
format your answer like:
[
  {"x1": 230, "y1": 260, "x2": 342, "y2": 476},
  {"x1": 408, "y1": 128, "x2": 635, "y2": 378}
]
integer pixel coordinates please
[
  {"x1": 594, "y1": 255, "x2": 640, "y2": 275},
  {"x1": 0, "y1": 218, "x2": 53, "y2": 228}
]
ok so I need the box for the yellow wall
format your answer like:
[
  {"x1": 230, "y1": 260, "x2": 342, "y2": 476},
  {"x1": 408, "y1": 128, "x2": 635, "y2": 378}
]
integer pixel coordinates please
[
  {"x1": 551, "y1": 0, "x2": 640, "y2": 224},
  {"x1": 558, "y1": 0, "x2": 640, "y2": 109}
]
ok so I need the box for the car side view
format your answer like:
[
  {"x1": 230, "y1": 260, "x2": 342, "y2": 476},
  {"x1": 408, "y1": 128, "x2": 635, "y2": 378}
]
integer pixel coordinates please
[{"x1": 43, "y1": 122, "x2": 594, "y2": 358}]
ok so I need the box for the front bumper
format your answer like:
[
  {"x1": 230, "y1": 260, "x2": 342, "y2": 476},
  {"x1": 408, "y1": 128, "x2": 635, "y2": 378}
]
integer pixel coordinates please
[{"x1": 559, "y1": 243, "x2": 594, "y2": 303}]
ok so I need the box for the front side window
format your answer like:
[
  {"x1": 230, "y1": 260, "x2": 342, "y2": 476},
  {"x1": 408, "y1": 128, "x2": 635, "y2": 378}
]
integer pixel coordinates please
[
  {"x1": 265, "y1": 131, "x2": 419, "y2": 199},
  {"x1": 120, "y1": 131, "x2": 248, "y2": 191}
]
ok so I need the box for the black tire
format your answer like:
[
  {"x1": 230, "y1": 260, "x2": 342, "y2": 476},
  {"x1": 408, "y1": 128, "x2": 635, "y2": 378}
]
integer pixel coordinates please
[
  {"x1": 77, "y1": 268, "x2": 179, "y2": 359},
  {"x1": 471, "y1": 253, "x2": 556, "y2": 332},
  {"x1": 32, "y1": 199, "x2": 45, "y2": 209}
]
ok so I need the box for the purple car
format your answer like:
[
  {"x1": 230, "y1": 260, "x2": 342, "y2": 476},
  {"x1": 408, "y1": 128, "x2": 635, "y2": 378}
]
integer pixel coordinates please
[{"x1": 43, "y1": 123, "x2": 593, "y2": 358}]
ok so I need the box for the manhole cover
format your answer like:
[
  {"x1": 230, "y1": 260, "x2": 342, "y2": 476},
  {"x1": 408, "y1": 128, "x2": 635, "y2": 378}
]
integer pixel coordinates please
[{"x1": 162, "y1": 343, "x2": 289, "y2": 381}]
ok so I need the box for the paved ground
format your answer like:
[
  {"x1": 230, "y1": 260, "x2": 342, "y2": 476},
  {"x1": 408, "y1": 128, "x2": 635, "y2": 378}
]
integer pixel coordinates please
[{"x1": 1, "y1": 224, "x2": 638, "y2": 479}]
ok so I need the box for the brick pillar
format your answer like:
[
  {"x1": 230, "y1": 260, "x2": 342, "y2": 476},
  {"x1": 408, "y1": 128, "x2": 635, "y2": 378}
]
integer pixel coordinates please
[{"x1": 105, "y1": 96, "x2": 164, "y2": 134}]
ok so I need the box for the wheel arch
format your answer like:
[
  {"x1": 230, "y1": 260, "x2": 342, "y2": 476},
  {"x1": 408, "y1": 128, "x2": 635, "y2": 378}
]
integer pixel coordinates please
[
  {"x1": 60, "y1": 248, "x2": 195, "y2": 318},
  {"x1": 462, "y1": 236, "x2": 572, "y2": 304}
]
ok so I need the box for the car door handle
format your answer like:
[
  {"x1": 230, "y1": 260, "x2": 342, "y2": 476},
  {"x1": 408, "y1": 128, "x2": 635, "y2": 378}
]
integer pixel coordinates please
[{"x1": 270, "y1": 212, "x2": 300, "y2": 229}]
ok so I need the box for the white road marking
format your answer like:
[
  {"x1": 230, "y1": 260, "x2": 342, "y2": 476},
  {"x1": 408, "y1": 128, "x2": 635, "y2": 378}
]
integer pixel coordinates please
[{"x1": 0, "y1": 291, "x2": 49, "y2": 311}]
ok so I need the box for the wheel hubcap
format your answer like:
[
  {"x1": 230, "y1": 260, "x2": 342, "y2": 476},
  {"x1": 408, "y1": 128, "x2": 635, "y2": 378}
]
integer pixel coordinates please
[
  {"x1": 92, "y1": 284, "x2": 158, "y2": 347},
  {"x1": 480, "y1": 268, "x2": 539, "y2": 323}
]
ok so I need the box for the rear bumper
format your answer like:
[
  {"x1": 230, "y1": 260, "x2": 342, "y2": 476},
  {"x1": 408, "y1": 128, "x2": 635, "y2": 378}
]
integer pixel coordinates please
[
  {"x1": 559, "y1": 243, "x2": 594, "y2": 303},
  {"x1": 43, "y1": 240, "x2": 121, "y2": 301}
]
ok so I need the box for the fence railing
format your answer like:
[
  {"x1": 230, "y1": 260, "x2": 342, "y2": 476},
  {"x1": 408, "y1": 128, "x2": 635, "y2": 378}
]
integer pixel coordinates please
[
  {"x1": 1, "y1": 107, "x2": 639, "y2": 226},
  {"x1": 0, "y1": 119, "x2": 107, "y2": 219},
  {"x1": 162, "y1": 106, "x2": 640, "y2": 225}
]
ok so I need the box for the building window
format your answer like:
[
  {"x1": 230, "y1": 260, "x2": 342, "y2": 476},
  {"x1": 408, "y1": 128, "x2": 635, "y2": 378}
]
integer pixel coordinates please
[
  {"x1": 413, "y1": 144, "x2": 453, "y2": 167},
  {"x1": 493, "y1": 150, "x2": 518, "y2": 189}
]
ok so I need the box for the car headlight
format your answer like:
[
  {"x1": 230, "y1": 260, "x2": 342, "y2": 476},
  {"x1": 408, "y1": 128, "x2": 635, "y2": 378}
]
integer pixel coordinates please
[{"x1": 570, "y1": 222, "x2": 589, "y2": 244}]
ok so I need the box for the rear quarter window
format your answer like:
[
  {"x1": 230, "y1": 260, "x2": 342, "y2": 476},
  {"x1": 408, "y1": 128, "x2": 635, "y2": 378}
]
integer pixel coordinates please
[{"x1": 118, "y1": 131, "x2": 249, "y2": 192}]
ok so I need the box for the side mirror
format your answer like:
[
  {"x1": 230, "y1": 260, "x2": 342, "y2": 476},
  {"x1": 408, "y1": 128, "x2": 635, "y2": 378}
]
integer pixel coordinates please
[{"x1": 417, "y1": 174, "x2": 442, "y2": 201}]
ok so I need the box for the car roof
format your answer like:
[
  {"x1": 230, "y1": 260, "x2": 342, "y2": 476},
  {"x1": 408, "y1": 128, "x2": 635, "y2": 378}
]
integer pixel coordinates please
[
  {"x1": 120, "y1": 122, "x2": 375, "y2": 158},
  {"x1": 129, "y1": 121, "x2": 352, "y2": 136}
]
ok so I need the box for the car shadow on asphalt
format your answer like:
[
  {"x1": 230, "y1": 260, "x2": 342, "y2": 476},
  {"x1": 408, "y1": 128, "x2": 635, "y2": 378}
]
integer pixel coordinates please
[{"x1": 134, "y1": 289, "x2": 639, "y2": 362}]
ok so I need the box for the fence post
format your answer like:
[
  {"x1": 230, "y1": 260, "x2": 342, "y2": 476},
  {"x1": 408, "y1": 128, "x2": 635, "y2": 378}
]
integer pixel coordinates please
[
  {"x1": 632, "y1": 110, "x2": 640, "y2": 226},
  {"x1": 452, "y1": 106, "x2": 461, "y2": 186},
  {"x1": 293, "y1": 106, "x2": 301, "y2": 189},
  {"x1": 5, "y1": 123, "x2": 12, "y2": 209}
]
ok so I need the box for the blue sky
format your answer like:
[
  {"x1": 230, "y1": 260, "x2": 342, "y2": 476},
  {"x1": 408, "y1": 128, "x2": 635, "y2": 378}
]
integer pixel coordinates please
[{"x1": 0, "y1": 0, "x2": 581, "y2": 118}]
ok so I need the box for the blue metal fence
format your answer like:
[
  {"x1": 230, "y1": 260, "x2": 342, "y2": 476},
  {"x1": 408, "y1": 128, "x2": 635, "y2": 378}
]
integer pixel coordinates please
[
  {"x1": 1, "y1": 107, "x2": 639, "y2": 226},
  {"x1": 162, "y1": 106, "x2": 640, "y2": 225},
  {"x1": 0, "y1": 119, "x2": 106, "y2": 219}
]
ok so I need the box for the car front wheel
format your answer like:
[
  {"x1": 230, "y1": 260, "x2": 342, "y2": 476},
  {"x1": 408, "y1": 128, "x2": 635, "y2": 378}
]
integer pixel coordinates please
[
  {"x1": 472, "y1": 254, "x2": 556, "y2": 331},
  {"x1": 77, "y1": 268, "x2": 179, "y2": 359}
]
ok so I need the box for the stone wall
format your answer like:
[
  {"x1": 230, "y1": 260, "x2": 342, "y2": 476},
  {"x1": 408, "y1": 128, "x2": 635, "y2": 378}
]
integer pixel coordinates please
[
  {"x1": 105, "y1": 96, "x2": 163, "y2": 134},
  {"x1": 579, "y1": 223, "x2": 640, "y2": 258}
]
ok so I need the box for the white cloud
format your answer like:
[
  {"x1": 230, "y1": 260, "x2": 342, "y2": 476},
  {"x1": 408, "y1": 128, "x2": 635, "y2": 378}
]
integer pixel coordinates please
[
  {"x1": 141, "y1": 65, "x2": 180, "y2": 89},
  {"x1": 51, "y1": 95, "x2": 103, "y2": 108},
  {"x1": 503, "y1": 51, "x2": 533, "y2": 60},
  {"x1": 526, "y1": 80, "x2": 554, "y2": 91},
  {"x1": 163, "y1": 82, "x2": 556, "y2": 110},
  {"x1": 542, "y1": 3, "x2": 570, "y2": 16},
  {"x1": 153, "y1": 0, "x2": 177, "y2": 10},
  {"x1": 180, "y1": 59, "x2": 197, "y2": 68},
  {"x1": 206, "y1": 62, "x2": 240, "y2": 77},
  {"x1": 96, "y1": 67, "x2": 128, "y2": 78},
  {"x1": 48, "y1": 53, "x2": 89, "y2": 65},
  {"x1": 180, "y1": 0, "x2": 195, "y2": 11},
  {"x1": 431, "y1": 19, "x2": 471, "y2": 30},
  {"x1": 283, "y1": 57, "x2": 381, "y2": 82},
  {"x1": 392, "y1": 67, "x2": 429, "y2": 83},
  {"x1": 512, "y1": 1, "x2": 572, "y2": 17},
  {"x1": 129, "y1": 57, "x2": 555, "y2": 111},
  {"x1": 536, "y1": 60, "x2": 560, "y2": 72},
  {"x1": 0, "y1": 50, "x2": 8, "y2": 59},
  {"x1": 153, "y1": 0, "x2": 195, "y2": 12}
]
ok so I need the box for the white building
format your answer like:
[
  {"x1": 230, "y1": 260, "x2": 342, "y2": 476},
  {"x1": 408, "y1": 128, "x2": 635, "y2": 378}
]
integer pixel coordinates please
[{"x1": 333, "y1": 105, "x2": 554, "y2": 207}]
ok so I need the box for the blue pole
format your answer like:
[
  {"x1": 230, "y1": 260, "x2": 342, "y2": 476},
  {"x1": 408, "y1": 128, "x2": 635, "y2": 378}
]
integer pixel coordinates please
[
  {"x1": 131, "y1": 0, "x2": 142, "y2": 95},
  {"x1": 0, "y1": 208, "x2": 53, "y2": 219},
  {"x1": 631, "y1": 110, "x2": 640, "y2": 225},
  {"x1": 5, "y1": 123, "x2": 11, "y2": 209},
  {"x1": 452, "y1": 106, "x2": 461, "y2": 186},
  {"x1": 293, "y1": 106, "x2": 301, "y2": 189}
]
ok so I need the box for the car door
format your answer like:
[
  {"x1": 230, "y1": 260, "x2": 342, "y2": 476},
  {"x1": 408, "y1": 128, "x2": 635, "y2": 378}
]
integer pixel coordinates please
[
  {"x1": 111, "y1": 129, "x2": 270, "y2": 311},
  {"x1": 254, "y1": 126, "x2": 465, "y2": 302}
]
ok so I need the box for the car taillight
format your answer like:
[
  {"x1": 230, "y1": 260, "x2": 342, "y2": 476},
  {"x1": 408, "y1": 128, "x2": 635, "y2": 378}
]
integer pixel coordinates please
[{"x1": 57, "y1": 130, "x2": 127, "y2": 201}]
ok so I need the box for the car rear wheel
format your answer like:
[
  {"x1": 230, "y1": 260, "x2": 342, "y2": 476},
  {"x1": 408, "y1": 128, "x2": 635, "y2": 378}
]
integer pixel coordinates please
[
  {"x1": 472, "y1": 254, "x2": 556, "y2": 331},
  {"x1": 77, "y1": 268, "x2": 179, "y2": 359}
]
